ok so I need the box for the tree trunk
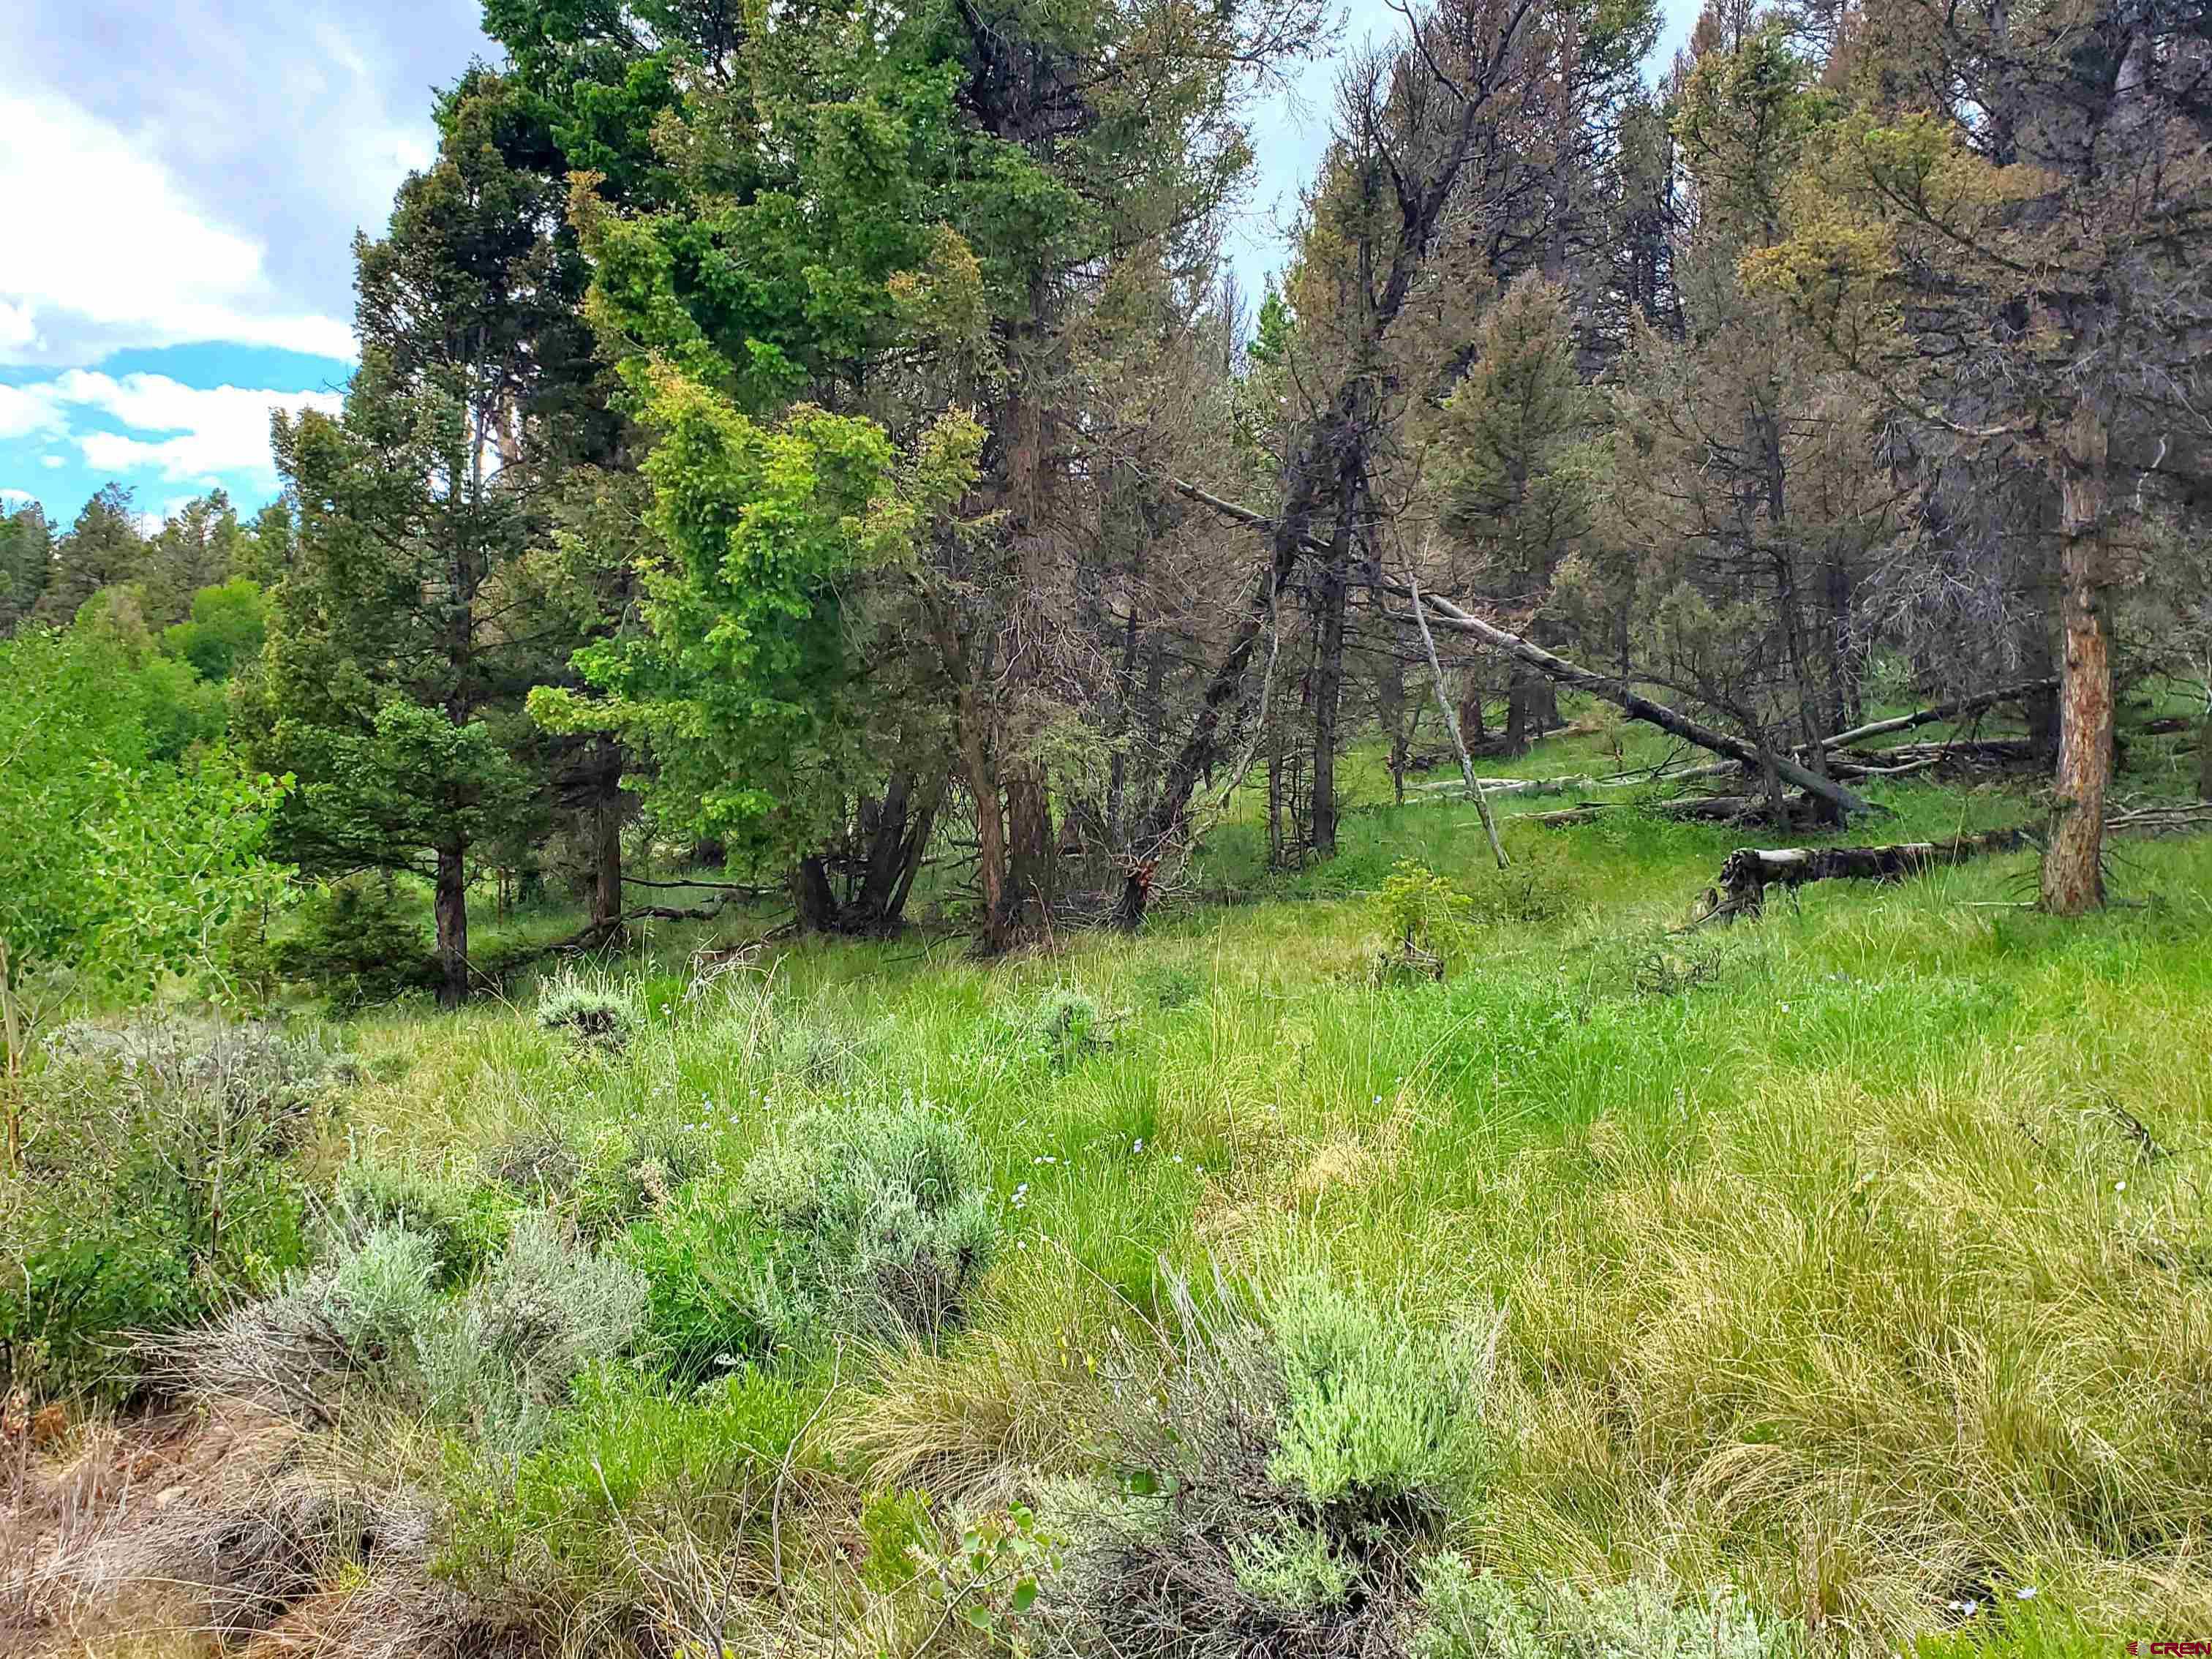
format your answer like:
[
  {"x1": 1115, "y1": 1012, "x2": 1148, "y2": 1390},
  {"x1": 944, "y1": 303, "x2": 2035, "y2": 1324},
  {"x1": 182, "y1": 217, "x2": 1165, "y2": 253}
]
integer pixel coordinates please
[
  {"x1": 434, "y1": 843, "x2": 469, "y2": 1009},
  {"x1": 2199, "y1": 708, "x2": 2212, "y2": 805},
  {"x1": 1, "y1": 936, "x2": 22, "y2": 1170},
  {"x1": 588, "y1": 752, "x2": 625, "y2": 937},
  {"x1": 791, "y1": 856, "x2": 839, "y2": 933},
  {"x1": 1308, "y1": 487, "x2": 1355, "y2": 859},
  {"x1": 1460, "y1": 681, "x2": 1488, "y2": 743},
  {"x1": 2042, "y1": 408, "x2": 2114, "y2": 915},
  {"x1": 850, "y1": 772, "x2": 940, "y2": 935},
  {"x1": 998, "y1": 761, "x2": 1056, "y2": 944}
]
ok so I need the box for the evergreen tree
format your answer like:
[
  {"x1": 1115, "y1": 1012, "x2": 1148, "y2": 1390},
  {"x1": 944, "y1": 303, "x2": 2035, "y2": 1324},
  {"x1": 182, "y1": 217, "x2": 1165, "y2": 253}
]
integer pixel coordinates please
[
  {"x1": 32, "y1": 484, "x2": 144, "y2": 628},
  {"x1": 0, "y1": 503, "x2": 51, "y2": 636}
]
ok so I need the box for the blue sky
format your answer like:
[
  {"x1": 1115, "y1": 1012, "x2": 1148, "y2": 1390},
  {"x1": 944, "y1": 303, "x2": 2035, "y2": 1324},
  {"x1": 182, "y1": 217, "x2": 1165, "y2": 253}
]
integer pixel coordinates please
[{"x1": 1, "y1": 0, "x2": 1698, "y2": 535}]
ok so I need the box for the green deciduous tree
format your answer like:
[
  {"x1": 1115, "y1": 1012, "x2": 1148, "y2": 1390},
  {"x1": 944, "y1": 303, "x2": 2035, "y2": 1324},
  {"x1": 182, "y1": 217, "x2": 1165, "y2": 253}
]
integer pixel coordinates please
[{"x1": 0, "y1": 627, "x2": 287, "y2": 1165}]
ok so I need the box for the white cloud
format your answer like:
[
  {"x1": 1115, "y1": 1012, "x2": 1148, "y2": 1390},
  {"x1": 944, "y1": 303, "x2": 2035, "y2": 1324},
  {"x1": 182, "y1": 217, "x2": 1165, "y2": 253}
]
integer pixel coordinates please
[
  {"x1": 0, "y1": 89, "x2": 358, "y2": 366},
  {"x1": 0, "y1": 383, "x2": 62, "y2": 440},
  {"x1": 1, "y1": 487, "x2": 34, "y2": 506},
  {"x1": 38, "y1": 454, "x2": 64, "y2": 469},
  {"x1": 3, "y1": 372, "x2": 345, "y2": 484}
]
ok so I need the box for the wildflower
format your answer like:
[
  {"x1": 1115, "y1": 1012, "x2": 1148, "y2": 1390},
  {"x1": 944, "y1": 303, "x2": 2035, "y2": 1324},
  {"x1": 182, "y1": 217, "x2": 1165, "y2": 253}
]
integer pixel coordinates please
[
  {"x1": 1132, "y1": 1137, "x2": 1144, "y2": 1154},
  {"x1": 2115, "y1": 1180, "x2": 2127, "y2": 1192},
  {"x1": 2013, "y1": 1587, "x2": 2038, "y2": 1601},
  {"x1": 1779, "y1": 1003, "x2": 1791, "y2": 1014}
]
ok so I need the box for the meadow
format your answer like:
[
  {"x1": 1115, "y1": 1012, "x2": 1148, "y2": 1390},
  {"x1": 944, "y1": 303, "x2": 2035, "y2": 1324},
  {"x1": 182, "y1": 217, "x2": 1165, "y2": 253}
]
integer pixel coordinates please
[{"x1": 7, "y1": 715, "x2": 2211, "y2": 1658}]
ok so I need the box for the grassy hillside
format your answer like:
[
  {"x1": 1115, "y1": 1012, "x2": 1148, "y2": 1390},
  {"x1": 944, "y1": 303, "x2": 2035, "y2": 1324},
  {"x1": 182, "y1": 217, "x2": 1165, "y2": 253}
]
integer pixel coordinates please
[{"x1": 8, "y1": 745, "x2": 2212, "y2": 1658}]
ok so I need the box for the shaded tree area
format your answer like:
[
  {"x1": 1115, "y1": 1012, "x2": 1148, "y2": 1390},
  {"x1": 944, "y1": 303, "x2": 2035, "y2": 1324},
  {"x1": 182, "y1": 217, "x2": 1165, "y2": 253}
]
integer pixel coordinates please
[{"x1": 10, "y1": 0, "x2": 2204, "y2": 1004}]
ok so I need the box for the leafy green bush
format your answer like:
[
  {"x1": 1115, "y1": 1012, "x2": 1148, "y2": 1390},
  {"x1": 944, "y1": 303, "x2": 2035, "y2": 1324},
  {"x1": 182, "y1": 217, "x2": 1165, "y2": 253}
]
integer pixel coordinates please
[
  {"x1": 328, "y1": 1156, "x2": 506, "y2": 1283},
  {"x1": 1374, "y1": 859, "x2": 1475, "y2": 980},
  {"x1": 317, "y1": 1224, "x2": 443, "y2": 1361},
  {"x1": 1411, "y1": 1556, "x2": 1799, "y2": 1659},
  {"x1": 418, "y1": 1212, "x2": 650, "y2": 1464},
  {"x1": 1259, "y1": 1276, "x2": 1495, "y2": 1515},
  {"x1": 535, "y1": 968, "x2": 641, "y2": 1052},
  {"x1": 274, "y1": 878, "x2": 435, "y2": 1011},
  {"x1": 1461, "y1": 834, "x2": 1581, "y2": 925},
  {"x1": 618, "y1": 1189, "x2": 785, "y2": 1380},
  {"x1": 1045, "y1": 1274, "x2": 1500, "y2": 1658},
  {"x1": 1132, "y1": 962, "x2": 1205, "y2": 1011},
  {"x1": 571, "y1": 1113, "x2": 715, "y2": 1237},
  {"x1": 859, "y1": 1486, "x2": 937, "y2": 1592}
]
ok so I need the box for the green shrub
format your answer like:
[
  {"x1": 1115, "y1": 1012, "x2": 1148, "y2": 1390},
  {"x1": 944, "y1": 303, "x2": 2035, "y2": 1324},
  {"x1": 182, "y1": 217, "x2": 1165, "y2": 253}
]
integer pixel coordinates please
[
  {"x1": 985, "y1": 988, "x2": 1108, "y2": 1072},
  {"x1": 328, "y1": 1156, "x2": 505, "y2": 1283},
  {"x1": 535, "y1": 968, "x2": 641, "y2": 1052},
  {"x1": 1045, "y1": 1274, "x2": 1500, "y2": 1659},
  {"x1": 273, "y1": 878, "x2": 434, "y2": 1012},
  {"x1": 1411, "y1": 1556, "x2": 1799, "y2": 1659},
  {"x1": 1233, "y1": 1521, "x2": 1355, "y2": 1612},
  {"x1": 1461, "y1": 834, "x2": 1581, "y2": 925},
  {"x1": 321, "y1": 1224, "x2": 443, "y2": 1356},
  {"x1": 618, "y1": 1189, "x2": 786, "y2": 1380},
  {"x1": 479, "y1": 1126, "x2": 584, "y2": 1202},
  {"x1": 1373, "y1": 860, "x2": 1475, "y2": 979},
  {"x1": 1260, "y1": 1276, "x2": 1496, "y2": 1514},
  {"x1": 418, "y1": 1213, "x2": 649, "y2": 1462},
  {"x1": 734, "y1": 1095, "x2": 998, "y2": 1349},
  {"x1": 1132, "y1": 962, "x2": 1205, "y2": 1011},
  {"x1": 571, "y1": 1114, "x2": 715, "y2": 1237},
  {"x1": 859, "y1": 1486, "x2": 937, "y2": 1592}
]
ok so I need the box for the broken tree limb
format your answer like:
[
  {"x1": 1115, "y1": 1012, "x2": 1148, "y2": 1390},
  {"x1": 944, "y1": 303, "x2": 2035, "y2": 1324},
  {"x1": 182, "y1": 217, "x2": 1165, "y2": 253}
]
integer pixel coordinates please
[
  {"x1": 1406, "y1": 555, "x2": 1507, "y2": 868},
  {"x1": 1377, "y1": 582, "x2": 1881, "y2": 819},
  {"x1": 1827, "y1": 738, "x2": 2040, "y2": 778},
  {"x1": 1696, "y1": 827, "x2": 2039, "y2": 922},
  {"x1": 1810, "y1": 679, "x2": 2058, "y2": 753}
]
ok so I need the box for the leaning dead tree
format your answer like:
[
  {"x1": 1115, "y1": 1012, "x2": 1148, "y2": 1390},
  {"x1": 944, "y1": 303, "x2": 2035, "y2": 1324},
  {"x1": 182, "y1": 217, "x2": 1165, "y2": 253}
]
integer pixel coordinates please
[{"x1": 1377, "y1": 584, "x2": 1878, "y2": 818}]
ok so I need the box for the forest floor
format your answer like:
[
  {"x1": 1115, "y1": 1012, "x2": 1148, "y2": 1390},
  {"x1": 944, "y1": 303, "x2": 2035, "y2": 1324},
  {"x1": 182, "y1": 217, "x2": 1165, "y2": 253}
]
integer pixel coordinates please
[{"x1": 9, "y1": 707, "x2": 2212, "y2": 1658}]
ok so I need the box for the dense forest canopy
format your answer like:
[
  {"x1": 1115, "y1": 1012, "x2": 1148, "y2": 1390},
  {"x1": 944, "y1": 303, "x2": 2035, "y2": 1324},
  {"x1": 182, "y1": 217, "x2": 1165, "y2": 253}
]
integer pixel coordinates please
[{"x1": 2, "y1": 0, "x2": 2207, "y2": 1011}]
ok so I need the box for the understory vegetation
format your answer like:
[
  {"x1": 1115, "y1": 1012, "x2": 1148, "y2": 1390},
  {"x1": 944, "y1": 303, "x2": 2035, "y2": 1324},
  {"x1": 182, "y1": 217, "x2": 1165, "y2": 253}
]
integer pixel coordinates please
[{"x1": 6, "y1": 745, "x2": 2210, "y2": 1657}]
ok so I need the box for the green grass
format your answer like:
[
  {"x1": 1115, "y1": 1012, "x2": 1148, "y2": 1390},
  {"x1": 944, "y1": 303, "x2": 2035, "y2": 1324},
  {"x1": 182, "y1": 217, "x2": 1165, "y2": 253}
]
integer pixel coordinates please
[{"x1": 18, "y1": 723, "x2": 2212, "y2": 1658}]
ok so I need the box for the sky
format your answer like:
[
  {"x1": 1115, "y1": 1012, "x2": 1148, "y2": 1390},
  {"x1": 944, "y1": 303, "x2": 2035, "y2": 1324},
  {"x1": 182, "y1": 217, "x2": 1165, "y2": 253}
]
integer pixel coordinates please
[{"x1": 0, "y1": 0, "x2": 1698, "y2": 534}]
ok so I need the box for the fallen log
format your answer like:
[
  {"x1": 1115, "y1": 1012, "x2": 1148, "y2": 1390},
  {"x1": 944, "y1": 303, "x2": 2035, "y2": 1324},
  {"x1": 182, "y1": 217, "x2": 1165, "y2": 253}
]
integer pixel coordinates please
[
  {"x1": 1829, "y1": 737, "x2": 2039, "y2": 775},
  {"x1": 1159, "y1": 475, "x2": 1878, "y2": 824},
  {"x1": 1694, "y1": 800, "x2": 2212, "y2": 921},
  {"x1": 1697, "y1": 827, "x2": 2039, "y2": 921}
]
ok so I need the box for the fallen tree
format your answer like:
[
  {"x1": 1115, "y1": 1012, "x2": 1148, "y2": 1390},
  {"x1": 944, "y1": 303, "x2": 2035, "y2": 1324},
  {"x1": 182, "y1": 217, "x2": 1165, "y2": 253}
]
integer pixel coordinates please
[
  {"x1": 1810, "y1": 680, "x2": 2058, "y2": 753},
  {"x1": 1696, "y1": 828, "x2": 2038, "y2": 920},
  {"x1": 1692, "y1": 802, "x2": 2212, "y2": 921}
]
